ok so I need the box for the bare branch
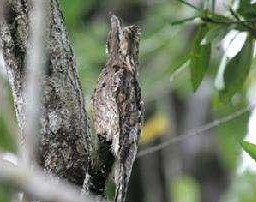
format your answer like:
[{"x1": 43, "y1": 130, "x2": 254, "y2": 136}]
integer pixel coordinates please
[
  {"x1": 0, "y1": 158, "x2": 103, "y2": 202},
  {"x1": 137, "y1": 106, "x2": 251, "y2": 158},
  {"x1": 175, "y1": 0, "x2": 200, "y2": 11},
  {"x1": 22, "y1": 0, "x2": 46, "y2": 164}
]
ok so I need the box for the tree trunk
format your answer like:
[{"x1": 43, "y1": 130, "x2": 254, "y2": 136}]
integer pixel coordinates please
[
  {"x1": 0, "y1": 1, "x2": 141, "y2": 202},
  {"x1": 1, "y1": 0, "x2": 91, "y2": 187}
]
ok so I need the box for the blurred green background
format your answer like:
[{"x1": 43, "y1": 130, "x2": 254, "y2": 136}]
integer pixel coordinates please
[{"x1": 1, "y1": 0, "x2": 256, "y2": 202}]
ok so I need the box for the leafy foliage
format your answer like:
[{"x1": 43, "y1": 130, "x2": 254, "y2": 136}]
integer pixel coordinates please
[
  {"x1": 190, "y1": 23, "x2": 211, "y2": 90},
  {"x1": 174, "y1": 0, "x2": 256, "y2": 169},
  {"x1": 1, "y1": 0, "x2": 256, "y2": 201},
  {"x1": 241, "y1": 141, "x2": 256, "y2": 162},
  {"x1": 203, "y1": 25, "x2": 231, "y2": 45},
  {"x1": 220, "y1": 35, "x2": 254, "y2": 100},
  {"x1": 237, "y1": 0, "x2": 256, "y2": 19},
  {"x1": 173, "y1": 1, "x2": 256, "y2": 101}
]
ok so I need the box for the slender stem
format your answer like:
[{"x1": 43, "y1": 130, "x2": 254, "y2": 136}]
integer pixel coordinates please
[
  {"x1": 175, "y1": 0, "x2": 200, "y2": 11},
  {"x1": 229, "y1": 7, "x2": 256, "y2": 37},
  {"x1": 0, "y1": 158, "x2": 101, "y2": 202},
  {"x1": 199, "y1": 9, "x2": 256, "y2": 38},
  {"x1": 195, "y1": 15, "x2": 256, "y2": 25},
  {"x1": 171, "y1": 15, "x2": 199, "y2": 26},
  {"x1": 137, "y1": 106, "x2": 251, "y2": 158},
  {"x1": 174, "y1": 1, "x2": 256, "y2": 38},
  {"x1": 23, "y1": 0, "x2": 45, "y2": 165}
]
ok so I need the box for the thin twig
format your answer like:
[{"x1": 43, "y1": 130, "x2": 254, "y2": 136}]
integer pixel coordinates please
[
  {"x1": 0, "y1": 158, "x2": 102, "y2": 202},
  {"x1": 229, "y1": 7, "x2": 256, "y2": 37},
  {"x1": 171, "y1": 15, "x2": 199, "y2": 26},
  {"x1": 137, "y1": 106, "x2": 251, "y2": 158},
  {"x1": 201, "y1": 16, "x2": 256, "y2": 25},
  {"x1": 229, "y1": 7, "x2": 241, "y2": 22},
  {"x1": 175, "y1": 14, "x2": 256, "y2": 26},
  {"x1": 175, "y1": 0, "x2": 200, "y2": 11},
  {"x1": 23, "y1": 0, "x2": 45, "y2": 164}
]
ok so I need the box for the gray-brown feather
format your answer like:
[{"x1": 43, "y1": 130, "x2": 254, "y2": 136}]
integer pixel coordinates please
[{"x1": 91, "y1": 15, "x2": 141, "y2": 202}]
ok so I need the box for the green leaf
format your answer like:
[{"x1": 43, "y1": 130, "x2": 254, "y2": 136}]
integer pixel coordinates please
[
  {"x1": 190, "y1": 23, "x2": 211, "y2": 91},
  {"x1": 200, "y1": 11, "x2": 233, "y2": 23},
  {"x1": 241, "y1": 141, "x2": 256, "y2": 162},
  {"x1": 166, "y1": 54, "x2": 190, "y2": 74},
  {"x1": 205, "y1": 12, "x2": 232, "y2": 23},
  {"x1": 220, "y1": 35, "x2": 254, "y2": 100},
  {"x1": 176, "y1": 0, "x2": 200, "y2": 10},
  {"x1": 171, "y1": 16, "x2": 199, "y2": 26},
  {"x1": 203, "y1": 25, "x2": 231, "y2": 45},
  {"x1": 237, "y1": 0, "x2": 256, "y2": 19}
]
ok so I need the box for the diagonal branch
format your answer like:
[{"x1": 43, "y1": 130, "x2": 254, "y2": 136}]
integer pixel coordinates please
[
  {"x1": 137, "y1": 106, "x2": 251, "y2": 158},
  {"x1": 0, "y1": 157, "x2": 103, "y2": 202}
]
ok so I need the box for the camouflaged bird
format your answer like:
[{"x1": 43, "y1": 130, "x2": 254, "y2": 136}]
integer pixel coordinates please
[{"x1": 91, "y1": 15, "x2": 142, "y2": 202}]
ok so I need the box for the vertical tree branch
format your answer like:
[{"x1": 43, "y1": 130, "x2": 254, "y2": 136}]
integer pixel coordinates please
[
  {"x1": 0, "y1": 0, "x2": 91, "y2": 187},
  {"x1": 22, "y1": 0, "x2": 45, "y2": 165}
]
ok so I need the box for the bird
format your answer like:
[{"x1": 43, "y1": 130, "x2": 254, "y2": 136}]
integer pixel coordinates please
[{"x1": 91, "y1": 15, "x2": 142, "y2": 202}]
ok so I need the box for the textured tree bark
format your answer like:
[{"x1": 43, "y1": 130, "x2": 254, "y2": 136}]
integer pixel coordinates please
[
  {"x1": 0, "y1": 1, "x2": 141, "y2": 202},
  {"x1": 0, "y1": 0, "x2": 91, "y2": 187}
]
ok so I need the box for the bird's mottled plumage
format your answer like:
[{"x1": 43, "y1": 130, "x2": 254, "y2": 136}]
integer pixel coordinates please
[{"x1": 91, "y1": 15, "x2": 141, "y2": 201}]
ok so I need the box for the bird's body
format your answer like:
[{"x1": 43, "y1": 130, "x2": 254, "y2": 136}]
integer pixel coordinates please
[{"x1": 91, "y1": 15, "x2": 141, "y2": 201}]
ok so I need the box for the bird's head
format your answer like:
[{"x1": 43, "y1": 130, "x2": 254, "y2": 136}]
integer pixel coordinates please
[{"x1": 107, "y1": 15, "x2": 140, "y2": 64}]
